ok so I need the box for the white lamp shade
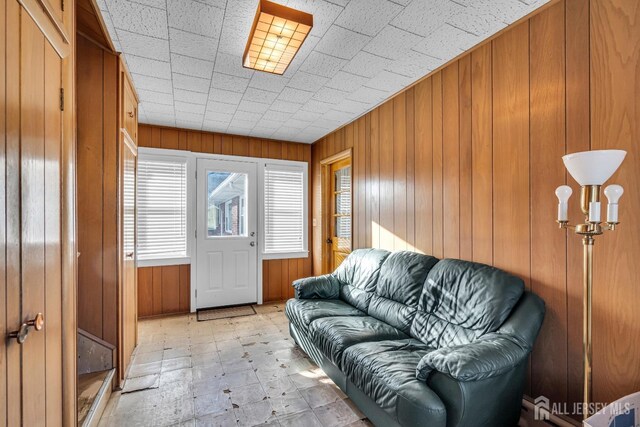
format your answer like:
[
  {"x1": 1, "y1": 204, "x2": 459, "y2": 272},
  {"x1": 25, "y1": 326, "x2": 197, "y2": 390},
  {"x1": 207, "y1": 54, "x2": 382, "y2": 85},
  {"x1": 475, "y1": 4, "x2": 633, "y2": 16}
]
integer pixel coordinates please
[{"x1": 562, "y1": 150, "x2": 626, "y2": 186}]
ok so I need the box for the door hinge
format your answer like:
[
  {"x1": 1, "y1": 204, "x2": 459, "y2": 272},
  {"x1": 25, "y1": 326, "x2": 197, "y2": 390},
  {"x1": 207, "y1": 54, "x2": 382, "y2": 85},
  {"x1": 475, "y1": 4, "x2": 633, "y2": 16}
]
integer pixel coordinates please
[
  {"x1": 195, "y1": 229, "x2": 197, "y2": 238},
  {"x1": 195, "y1": 289, "x2": 198, "y2": 298},
  {"x1": 61, "y1": 0, "x2": 64, "y2": 11},
  {"x1": 59, "y1": 88, "x2": 64, "y2": 111}
]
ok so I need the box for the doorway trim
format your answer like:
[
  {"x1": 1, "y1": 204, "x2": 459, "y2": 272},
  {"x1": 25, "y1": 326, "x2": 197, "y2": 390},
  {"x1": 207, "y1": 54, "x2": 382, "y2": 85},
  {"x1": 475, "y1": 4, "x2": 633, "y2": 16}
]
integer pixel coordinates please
[{"x1": 320, "y1": 149, "x2": 352, "y2": 275}]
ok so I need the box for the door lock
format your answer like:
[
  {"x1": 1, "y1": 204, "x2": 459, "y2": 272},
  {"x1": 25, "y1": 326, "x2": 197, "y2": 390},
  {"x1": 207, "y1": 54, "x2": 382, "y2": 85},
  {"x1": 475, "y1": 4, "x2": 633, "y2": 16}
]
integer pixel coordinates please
[
  {"x1": 250, "y1": 241, "x2": 255, "y2": 247},
  {"x1": 250, "y1": 231, "x2": 255, "y2": 237},
  {"x1": 326, "y1": 238, "x2": 333, "y2": 244},
  {"x1": 9, "y1": 313, "x2": 44, "y2": 344}
]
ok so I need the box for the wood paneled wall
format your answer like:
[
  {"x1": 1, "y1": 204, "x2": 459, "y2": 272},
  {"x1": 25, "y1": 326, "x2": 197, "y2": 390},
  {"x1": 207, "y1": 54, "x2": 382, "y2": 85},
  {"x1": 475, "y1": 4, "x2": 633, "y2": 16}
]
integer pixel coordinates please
[
  {"x1": 137, "y1": 124, "x2": 313, "y2": 308},
  {"x1": 311, "y1": 0, "x2": 640, "y2": 409},
  {"x1": 138, "y1": 265, "x2": 190, "y2": 318},
  {"x1": 77, "y1": 34, "x2": 119, "y2": 346}
]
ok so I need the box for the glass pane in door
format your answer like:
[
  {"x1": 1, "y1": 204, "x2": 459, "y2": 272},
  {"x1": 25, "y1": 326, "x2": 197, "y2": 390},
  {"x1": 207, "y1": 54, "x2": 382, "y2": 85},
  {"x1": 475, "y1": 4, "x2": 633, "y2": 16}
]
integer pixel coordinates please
[
  {"x1": 333, "y1": 165, "x2": 351, "y2": 253},
  {"x1": 207, "y1": 171, "x2": 248, "y2": 237}
]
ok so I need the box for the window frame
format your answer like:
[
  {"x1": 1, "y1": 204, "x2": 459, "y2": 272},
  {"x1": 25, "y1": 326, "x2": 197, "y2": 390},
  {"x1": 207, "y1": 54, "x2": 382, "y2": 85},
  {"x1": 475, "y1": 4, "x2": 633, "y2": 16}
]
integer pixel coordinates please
[
  {"x1": 260, "y1": 162, "x2": 309, "y2": 260},
  {"x1": 136, "y1": 149, "x2": 196, "y2": 268}
]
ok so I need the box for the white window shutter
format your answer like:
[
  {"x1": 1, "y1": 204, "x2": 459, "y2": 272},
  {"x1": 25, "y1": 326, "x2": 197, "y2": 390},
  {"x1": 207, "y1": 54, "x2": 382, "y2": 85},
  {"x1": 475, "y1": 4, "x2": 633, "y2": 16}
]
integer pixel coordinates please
[
  {"x1": 137, "y1": 155, "x2": 188, "y2": 260},
  {"x1": 264, "y1": 164, "x2": 305, "y2": 254}
]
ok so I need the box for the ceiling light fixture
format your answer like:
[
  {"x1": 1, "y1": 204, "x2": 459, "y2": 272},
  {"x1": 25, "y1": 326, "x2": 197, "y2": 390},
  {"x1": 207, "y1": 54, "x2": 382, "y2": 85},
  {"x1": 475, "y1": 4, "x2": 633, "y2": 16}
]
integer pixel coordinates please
[{"x1": 243, "y1": 0, "x2": 313, "y2": 75}]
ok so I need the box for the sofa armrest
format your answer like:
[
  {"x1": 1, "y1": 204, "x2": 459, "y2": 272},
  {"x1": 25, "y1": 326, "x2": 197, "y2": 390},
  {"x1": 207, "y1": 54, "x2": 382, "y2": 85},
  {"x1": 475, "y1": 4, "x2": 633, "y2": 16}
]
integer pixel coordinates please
[
  {"x1": 293, "y1": 275, "x2": 340, "y2": 299},
  {"x1": 416, "y1": 333, "x2": 530, "y2": 382}
]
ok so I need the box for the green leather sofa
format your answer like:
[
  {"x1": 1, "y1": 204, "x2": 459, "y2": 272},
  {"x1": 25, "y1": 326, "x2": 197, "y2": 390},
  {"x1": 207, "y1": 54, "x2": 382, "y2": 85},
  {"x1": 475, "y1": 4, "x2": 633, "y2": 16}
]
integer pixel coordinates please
[{"x1": 285, "y1": 249, "x2": 545, "y2": 427}]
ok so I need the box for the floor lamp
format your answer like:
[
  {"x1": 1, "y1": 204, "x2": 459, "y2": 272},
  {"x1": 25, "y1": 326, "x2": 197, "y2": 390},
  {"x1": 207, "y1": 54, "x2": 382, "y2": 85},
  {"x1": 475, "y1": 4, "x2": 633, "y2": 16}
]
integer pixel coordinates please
[{"x1": 555, "y1": 149, "x2": 626, "y2": 418}]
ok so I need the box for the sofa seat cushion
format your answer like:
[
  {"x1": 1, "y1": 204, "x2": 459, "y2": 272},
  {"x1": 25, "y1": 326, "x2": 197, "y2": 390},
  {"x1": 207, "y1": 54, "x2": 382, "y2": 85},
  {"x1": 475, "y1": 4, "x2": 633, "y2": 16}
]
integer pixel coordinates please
[
  {"x1": 285, "y1": 299, "x2": 365, "y2": 333},
  {"x1": 309, "y1": 316, "x2": 408, "y2": 366},
  {"x1": 341, "y1": 339, "x2": 446, "y2": 426}
]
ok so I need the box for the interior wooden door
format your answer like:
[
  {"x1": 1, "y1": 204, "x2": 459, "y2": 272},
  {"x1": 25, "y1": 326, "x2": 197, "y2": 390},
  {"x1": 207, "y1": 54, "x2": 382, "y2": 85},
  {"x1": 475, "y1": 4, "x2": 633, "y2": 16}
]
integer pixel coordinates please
[
  {"x1": 329, "y1": 157, "x2": 352, "y2": 271},
  {"x1": 2, "y1": 0, "x2": 74, "y2": 424},
  {"x1": 120, "y1": 130, "x2": 138, "y2": 383}
]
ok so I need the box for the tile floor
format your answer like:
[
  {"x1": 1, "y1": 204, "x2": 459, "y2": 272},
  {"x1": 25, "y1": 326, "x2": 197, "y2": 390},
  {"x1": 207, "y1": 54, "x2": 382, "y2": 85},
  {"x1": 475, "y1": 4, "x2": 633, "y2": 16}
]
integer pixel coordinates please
[{"x1": 99, "y1": 302, "x2": 372, "y2": 427}]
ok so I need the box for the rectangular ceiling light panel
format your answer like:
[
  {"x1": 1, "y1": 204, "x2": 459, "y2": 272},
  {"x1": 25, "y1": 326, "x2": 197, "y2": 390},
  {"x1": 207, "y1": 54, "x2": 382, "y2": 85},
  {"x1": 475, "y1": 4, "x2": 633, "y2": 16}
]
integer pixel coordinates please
[{"x1": 243, "y1": 0, "x2": 313, "y2": 75}]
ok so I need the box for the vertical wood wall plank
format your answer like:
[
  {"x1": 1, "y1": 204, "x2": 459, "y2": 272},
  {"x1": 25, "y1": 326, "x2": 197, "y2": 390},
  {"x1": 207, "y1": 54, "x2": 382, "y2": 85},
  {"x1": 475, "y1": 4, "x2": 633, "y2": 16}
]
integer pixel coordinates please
[
  {"x1": 393, "y1": 93, "x2": 407, "y2": 251},
  {"x1": 442, "y1": 63, "x2": 460, "y2": 259},
  {"x1": 471, "y1": 44, "x2": 494, "y2": 265},
  {"x1": 414, "y1": 79, "x2": 433, "y2": 255},
  {"x1": 458, "y1": 55, "x2": 473, "y2": 261},
  {"x1": 529, "y1": 2, "x2": 568, "y2": 402},
  {"x1": 432, "y1": 71, "x2": 444, "y2": 258}
]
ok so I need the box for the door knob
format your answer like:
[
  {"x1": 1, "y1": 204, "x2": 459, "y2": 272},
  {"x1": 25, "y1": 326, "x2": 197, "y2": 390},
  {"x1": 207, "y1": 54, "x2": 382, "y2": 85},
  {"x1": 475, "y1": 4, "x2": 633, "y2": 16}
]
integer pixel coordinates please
[
  {"x1": 250, "y1": 241, "x2": 255, "y2": 247},
  {"x1": 9, "y1": 313, "x2": 44, "y2": 344}
]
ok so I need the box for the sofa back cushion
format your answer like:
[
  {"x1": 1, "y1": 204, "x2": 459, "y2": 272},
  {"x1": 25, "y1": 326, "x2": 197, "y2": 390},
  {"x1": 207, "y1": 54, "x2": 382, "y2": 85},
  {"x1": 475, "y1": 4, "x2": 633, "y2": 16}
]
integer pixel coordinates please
[
  {"x1": 367, "y1": 251, "x2": 439, "y2": 334},
  {"x1": 335, "y1": 248, "x2": 390, "y2": 312},
  {"x1": 409, "y1": 259, "x2": 524, "y2": 348}
]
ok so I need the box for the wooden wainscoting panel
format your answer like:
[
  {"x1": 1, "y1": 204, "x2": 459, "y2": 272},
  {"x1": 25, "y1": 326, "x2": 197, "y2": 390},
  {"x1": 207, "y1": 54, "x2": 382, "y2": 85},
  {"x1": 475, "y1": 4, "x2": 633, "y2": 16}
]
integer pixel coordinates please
[
  {"x1": 392, "y1": 93, "x2": 407, "y2": 252},
  {"x1": 442, "y1": 63, "x2": 460, "y2": 259},
  {"x1": 137, "y1": 265, "x2": 190, "y2": 318},
  {"x1": 414, "y1": 78, "x2": 433, "y2": 256}
]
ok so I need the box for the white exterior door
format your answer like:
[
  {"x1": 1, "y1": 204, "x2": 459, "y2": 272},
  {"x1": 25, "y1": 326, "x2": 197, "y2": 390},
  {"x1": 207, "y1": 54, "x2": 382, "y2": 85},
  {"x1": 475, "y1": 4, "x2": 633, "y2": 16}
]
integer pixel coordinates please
[{"x1": 196, "y1": 159, "x2": 258, "y2": 308}]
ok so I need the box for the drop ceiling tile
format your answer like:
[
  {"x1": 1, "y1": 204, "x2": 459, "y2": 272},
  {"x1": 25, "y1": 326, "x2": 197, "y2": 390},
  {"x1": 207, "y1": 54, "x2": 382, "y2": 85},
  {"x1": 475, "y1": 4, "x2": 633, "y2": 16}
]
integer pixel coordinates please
[
  {"x1": 174, "y1": 89, "x2": 208, "y2": 105},
  {"x1": 216, "y1": 0, "x2": 256, "y2": 55},
  {"x1": 261, "y1": 110, "x2": 293, "y2": 123},
  {"x1": 176, "y1": 119, "x2": 203, "y2": 129},
  {"x1": 131, "y1": 74, "x2": 172, "y2": 94},
  {"x1": 124, "y1": 55, "x2": 172, "y2": 80},
  {"x1": 169, "y1": 28, "x2": 218, "y2": 61},
  {"x1": 243, "y1": 87, "x2": 278, "y2": 104},
  {"x1": 171, "y1": 54, "x2": 214, "y2": 79},
  {"x1": 286, "y1": 118, "x2": 314, "y2": 129},
  {"x1": 249, "y1": 128, "x2": 275, "y2": 138},
  {"x1": 287, "y1": 72, "x2": 329, "y2": 93},
  {"x1": 237, "y1": 100, "x2": 271, "y2": 114},
  {"x1": 167, "y1": 0, "x2": 224, "y2": 39},
  {"x1": 347, "y1": 86, "x2": 389, "y2": 104},
  {"x1": 278, "y1": 87, "x2": 315, "y2": 104},
  {"x1": 207, "y1": 101, "x2": 239, "y2": 114},
  {"x1": 363, "y1": 26, "x2": 423, "y2": 60},
  {"x1": 99, "y1": 9, "x2": 121, "y2": 50},
  {"x1": 334, "y1": 98, "x2": 369, "y2": 114},
  {"x1": 391, "y1": 0, "x2": 464, "y2": 37},
  {"x1": 204, "y1": 110, "x2": 234, "y2": 122},
  {"x1": 214, "y1": 52, "x2": 254, "y2": 79},
  {"x1": 285, "y1": 0, "x2": 345, "y2": 36},
  {"x1": 314, "y1": 25, "x2": 371, "y2": 60},
  {"x1": 384, "y1": 49, "x2": 441, "y2": 78},
  {"x1": 412, "y1": 24, "x2": 480, "y2": 60},
  {"x1": 227, "y1": 122, "x2": 255, "y2": 133},
  {"x1": 126, "y1": 0, "x2": 166, "y2": 9},
  {"x1": 173, "y1": 73, "x2": 210, "y2": 93},
  {"x1": 334, "y1": 0, "x2": 403, "y2": 36},
  {"x1": 325, "y1": 71, "x2": 369, "y2": 93},
  {"x1": 270, "y1": 100, "x2": 303, "y2": 114},
  {"x1": 282, "y1": 35, "x2": 321, "y2": 76},
  {"x1": 312, "y1": 86, "x2": 348, "y2": 104},
  {"x1": 299, "y1": 52, "x2": 347, "y2": 78},
  {"x1": 175, "y1": 102, "x2": 206, "y2": 115},
  {"x1": 144, "y1": 103, "x2": 175, "y2": 115},
  {"x1": 138, "y1": 89, "x2": 174, "y2": 105},
  {"x1": 323, "y1": 109, "x2": 351, "y2": 121},
  {"x1": 342, "y1": 51, "x2": 392, "y2": 78},
  {"x1": 233, "y1": 110, "x2": 263, "y2": 123},
  {"x1": 301, "y1": 99, "x2": 334, "y2": 114},
  {"x1": 209, "y1": 88, "x2": 243, "y2": 105},
  {"x1": 365, "y1": 70, "x2": 414, "y2": 93},
  {"x1": 117, "y1": 29, "x2": 170, "y2": 61},
  {"x1": 291, "y1": 109, "x2": 323, "y2": 123},
  {"x1": 108, "y1": 0, "x2": 168, "y2": 39},
  {"x1": 446, "y1": 9, "x2": 506, "y2": 37},
  {"x1": 249, "y1": 73, "x2": 290, "y2": 93},
  {"x1": 211, "y1": 72, "x2": 250, "y2": 93}
]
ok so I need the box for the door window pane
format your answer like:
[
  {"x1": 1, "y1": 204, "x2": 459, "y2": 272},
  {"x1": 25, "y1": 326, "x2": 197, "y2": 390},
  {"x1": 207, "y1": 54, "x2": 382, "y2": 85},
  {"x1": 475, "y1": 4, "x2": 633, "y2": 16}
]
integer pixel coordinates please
[{"x1": 207, "y1": 172, "x2": 248, "y2": 237}]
